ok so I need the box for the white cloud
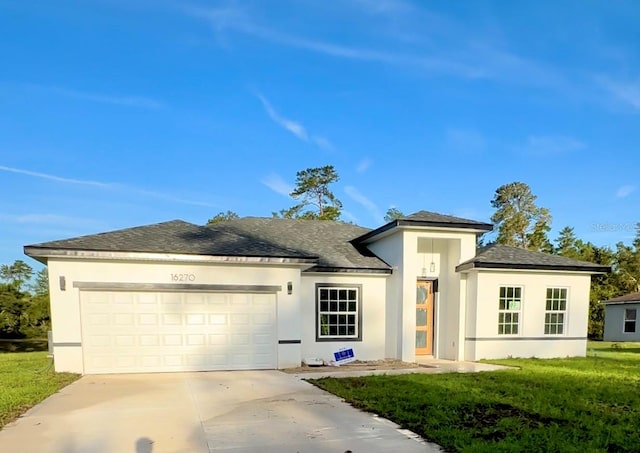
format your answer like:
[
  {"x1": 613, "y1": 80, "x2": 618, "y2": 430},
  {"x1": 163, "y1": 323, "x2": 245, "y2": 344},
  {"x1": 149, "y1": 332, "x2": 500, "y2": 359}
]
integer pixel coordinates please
[
  {"x1": 0, "y1": 213, "x2": 105, "y2": 229},
  {"x1": 450, "y1": 208, "x2": 488, "y2": 222},
  {"x1": 341, "y1": 210, "x2": 359, "y2": 224},
  {"x1": 129, "y1": 188, "x2": 219, "y2": 208},
  {"x1": 597, "y1": 77, "x2": 640, "y2": 110},
  {"x1": 616, "y1": 185, "x2": 636, "y2": 198},
  {"x1": 345, "y1": 186, "x2": 383, "y2": 222},
  {"x1": 255, "y1": 93, "x2": 334, "y2": 151},
  {"x1": 311, "y1": 135, "x2": 333, "y2": 151},
  {"x1": 519, "y1": 136, "x2": 586, "y2": 156},
  {"x1": 356, "y1": 158, "x2": 372, "y2": 173},
  {"x1": 0, "y1": 165, "x2": 114, "y2": 188},
  {"x1": 188, "y1": 5, "x2": 564, "y2": 87},
  {"x1": 26, "y1": 84, "x2": 164, "y2": 109},
  {"x1": 188, "y1": 6, "x2": 481, "y2": 77},
  {"x1": 351, "y1": 0, "x2": 414, "y2": 15},
  {"x1": 261, "y1": 173, "x2": 293, "y2": 197},
  {"x1": 0, "y1": 164, "x2": 217, "y2": 208},
  {"x1": 256, "y1": 93, "x2": 308, "y2": 140},
  {"x1": 445, "y1": 128, "x2": 487, "y2": 154}
]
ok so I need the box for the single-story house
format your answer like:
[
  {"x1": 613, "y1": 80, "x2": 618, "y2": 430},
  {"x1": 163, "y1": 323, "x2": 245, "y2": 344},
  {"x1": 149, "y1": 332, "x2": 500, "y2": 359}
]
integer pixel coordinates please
[
  {"x1": 24, "y1": 211, "x2": 609, "y2": 374},
  {"x1": 603, "y1": 291, "x2": 640, "y2": 341}
]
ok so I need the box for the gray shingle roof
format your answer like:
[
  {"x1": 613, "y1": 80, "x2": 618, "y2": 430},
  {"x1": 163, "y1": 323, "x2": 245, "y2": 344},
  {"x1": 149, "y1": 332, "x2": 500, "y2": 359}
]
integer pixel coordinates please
[
  {"x1": 456, "y1": 244, "x2": 610, "y2": 273},
  {"x1": 25, "y1": 218, "x2": 391, "y2": 273},
  {"x1": 354, "y1": 210, "x2": 493, "y2": 243},
  {"x1": 604, "y1": 291, "x2": 640, "y2": 304}
]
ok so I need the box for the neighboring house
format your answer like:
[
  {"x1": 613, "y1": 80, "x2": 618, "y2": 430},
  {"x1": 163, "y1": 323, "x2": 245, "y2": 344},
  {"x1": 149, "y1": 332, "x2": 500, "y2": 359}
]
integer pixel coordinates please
[
  {"x1": 24, "y1": 211, "x2": 609, "y2": 374},
  {"x1": 603, "y1": 291, "x2": 640, "y2": 342}
]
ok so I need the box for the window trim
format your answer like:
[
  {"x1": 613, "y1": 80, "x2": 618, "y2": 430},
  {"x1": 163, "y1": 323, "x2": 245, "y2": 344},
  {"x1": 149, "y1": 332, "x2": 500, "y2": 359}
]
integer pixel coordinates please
[
  {"x1": 315, "y1": 283, "x2": 363, "y2": 342},
  {"x1": 544, "y1": 287, "x2": 568, "y2": 336},
  {"x1": 624, "y1": 308, "x2": 637, "y2": 334},
  {"x1": 498, "y1": 285, "x2": 523, "y2": 336}
]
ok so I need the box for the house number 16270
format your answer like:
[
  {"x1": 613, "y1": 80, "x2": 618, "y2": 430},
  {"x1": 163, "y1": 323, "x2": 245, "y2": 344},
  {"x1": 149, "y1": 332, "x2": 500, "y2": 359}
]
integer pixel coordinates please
[{"x1": 170, "y1": 273, "x2": 195, "y2": 282}]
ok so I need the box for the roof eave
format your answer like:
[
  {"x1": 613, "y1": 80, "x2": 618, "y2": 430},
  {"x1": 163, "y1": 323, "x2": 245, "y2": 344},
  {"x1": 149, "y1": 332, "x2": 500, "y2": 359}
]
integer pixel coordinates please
[
  {"x1": 24, "y1": 246, "x2": 319, "y2": 266},
  {"x1": 303, "y1": 266, "x2": 392, "y2": 275},
  {"x1": 353, "y1": 220, "x2": 493, "y2": 244},
  {"x1": 604, "y1": 292, "x2": 640, "y2": 304},
  {"x1": 603, "y1": 300, "x2": 640, "y2": 305},
  {"x1": 351, "y1": 220, "x2": 398, "y2": 244},
  {"x1": 398, "y1": 219, "x2": 493, "y2": 231},
  {"x1": 456, "y1": 261, "x2": 610, "y2": 274}
]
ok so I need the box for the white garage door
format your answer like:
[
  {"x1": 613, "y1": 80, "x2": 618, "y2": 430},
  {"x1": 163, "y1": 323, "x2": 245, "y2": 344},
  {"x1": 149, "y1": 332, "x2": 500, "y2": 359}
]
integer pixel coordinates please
[{"x1": 80, "y1": 291, "x2": 277, "y2": 374}]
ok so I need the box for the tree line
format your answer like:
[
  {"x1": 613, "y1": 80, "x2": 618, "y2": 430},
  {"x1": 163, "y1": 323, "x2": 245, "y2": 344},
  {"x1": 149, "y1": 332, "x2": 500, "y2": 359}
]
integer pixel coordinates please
[{"x1": 0, "y1": 260, "x2": 50, "y2": 338}]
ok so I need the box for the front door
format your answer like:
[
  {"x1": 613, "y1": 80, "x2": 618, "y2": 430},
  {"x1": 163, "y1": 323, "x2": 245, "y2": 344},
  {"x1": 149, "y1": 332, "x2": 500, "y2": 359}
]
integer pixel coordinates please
[{"x1": 416, "y1": 280, "x2": 434, "y2": 355}]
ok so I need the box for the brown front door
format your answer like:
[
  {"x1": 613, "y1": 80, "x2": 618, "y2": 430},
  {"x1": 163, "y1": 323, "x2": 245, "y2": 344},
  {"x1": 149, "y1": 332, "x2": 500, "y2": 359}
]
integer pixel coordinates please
[{"x1": 416, "y1": 280, "x2": 434, "y2": 355}]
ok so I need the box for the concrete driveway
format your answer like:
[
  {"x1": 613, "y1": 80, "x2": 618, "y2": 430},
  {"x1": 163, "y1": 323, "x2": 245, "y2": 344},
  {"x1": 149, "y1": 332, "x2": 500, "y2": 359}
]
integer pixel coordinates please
[{"x1": 0, "y1": 371, "x2": 439, "y2": 453}]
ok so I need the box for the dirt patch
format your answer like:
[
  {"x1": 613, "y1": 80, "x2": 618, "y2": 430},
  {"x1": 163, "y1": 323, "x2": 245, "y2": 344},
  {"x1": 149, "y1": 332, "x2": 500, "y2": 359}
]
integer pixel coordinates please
[
  {"x1": 282, "y1": 359, "x2": 421, "y2": 374},
  {"x1": 459, "y1": 402, "x2": 568, "y2": 441}
]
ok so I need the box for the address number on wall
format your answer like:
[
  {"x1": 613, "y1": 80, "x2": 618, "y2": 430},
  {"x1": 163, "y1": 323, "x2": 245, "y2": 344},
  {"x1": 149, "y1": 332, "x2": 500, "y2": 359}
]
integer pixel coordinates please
[{"x1": 170, "y1": 273, "x2": 195, "y2": 282}]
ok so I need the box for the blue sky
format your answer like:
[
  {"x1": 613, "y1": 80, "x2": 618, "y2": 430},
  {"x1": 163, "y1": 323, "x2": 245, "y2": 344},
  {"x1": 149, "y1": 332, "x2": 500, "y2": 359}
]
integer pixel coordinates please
[{"x1": 1, "y1": 0, "x2": 639, "y2": 268}]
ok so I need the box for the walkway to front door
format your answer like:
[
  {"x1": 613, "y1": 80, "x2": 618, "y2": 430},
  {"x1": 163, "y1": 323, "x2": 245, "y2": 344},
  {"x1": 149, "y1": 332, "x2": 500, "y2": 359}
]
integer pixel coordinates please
[{"x1": 416, "y1": 280, "x2": 434, "y2": 355}]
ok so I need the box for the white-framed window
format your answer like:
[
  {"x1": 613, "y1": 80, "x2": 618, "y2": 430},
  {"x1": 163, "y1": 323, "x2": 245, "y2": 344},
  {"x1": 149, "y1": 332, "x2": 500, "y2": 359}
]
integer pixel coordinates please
[
  {"x1": 544, "y1": 288, "x2": 567, "y2": 335},
  {"x1": 624, "y1": 308, "x2": 637, "y2": 333},
  {"x1": 498, "y1": 286, "x2": 522, "y2": 335},
  {"x1": 316, "y1": 284, "x2": 362, "y2": 341}
]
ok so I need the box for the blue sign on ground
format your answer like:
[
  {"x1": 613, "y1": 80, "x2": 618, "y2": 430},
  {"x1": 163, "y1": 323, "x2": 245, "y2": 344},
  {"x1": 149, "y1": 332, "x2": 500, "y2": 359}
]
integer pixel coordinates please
[{"x1": 333, "y1": 347, "x2": 355, "y2": 364}]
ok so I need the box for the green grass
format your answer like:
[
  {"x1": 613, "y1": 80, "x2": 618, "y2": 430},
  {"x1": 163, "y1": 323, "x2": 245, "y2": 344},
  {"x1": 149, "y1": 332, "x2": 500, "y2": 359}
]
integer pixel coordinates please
[
  {"x1": 309, "y1": 342, "x2": 640, "y2": 452},
  {"x1": 0, "y1": 352, "x2": 79, "y2": 429}
]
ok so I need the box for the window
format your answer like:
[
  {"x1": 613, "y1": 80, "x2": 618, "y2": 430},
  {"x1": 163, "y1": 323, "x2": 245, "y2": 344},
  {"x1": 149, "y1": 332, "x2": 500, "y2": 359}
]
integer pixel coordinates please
[
  {"x1": 545, "y1": 288, "x2": 567, "y2": 335},
  {"x1": 316, "y1": 284, "x2": 362, "y2": 341},
  {"x1": 498, "y1": 286, "x2": 522, "y2": 335},
  {"x1": 624, "y1": 309, "x2": 637, "y2": 333}
]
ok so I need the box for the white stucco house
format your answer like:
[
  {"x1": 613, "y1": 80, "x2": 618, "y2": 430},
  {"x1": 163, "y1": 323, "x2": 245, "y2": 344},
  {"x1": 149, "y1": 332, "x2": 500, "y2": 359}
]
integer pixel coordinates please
[
  {"x1": 24, "y1": 211, "x2": 609, "y2": 375},
  {"x1": 603, "y1": 291, "x2": 640, "y2": 342}
]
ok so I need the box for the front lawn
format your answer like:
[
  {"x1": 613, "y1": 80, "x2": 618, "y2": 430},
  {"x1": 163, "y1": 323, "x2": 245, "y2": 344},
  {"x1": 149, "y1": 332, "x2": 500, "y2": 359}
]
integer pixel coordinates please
[
  {"x1": 310, "y1": 342, "x2": 640, "y2": 452},
  {"x1": 0, "y1": 352, "x2": 79, "y2": 429}
]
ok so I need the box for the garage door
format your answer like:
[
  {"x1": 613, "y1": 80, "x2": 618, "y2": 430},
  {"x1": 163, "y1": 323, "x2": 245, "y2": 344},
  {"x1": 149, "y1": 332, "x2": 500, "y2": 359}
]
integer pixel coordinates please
[{"x1": 80, "y1": 291, "x2": 277, "y2": 374}]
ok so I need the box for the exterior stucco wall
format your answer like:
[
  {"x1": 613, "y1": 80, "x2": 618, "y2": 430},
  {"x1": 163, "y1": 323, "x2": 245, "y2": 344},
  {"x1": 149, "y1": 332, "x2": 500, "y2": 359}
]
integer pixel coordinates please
[
  {"x1": 437, "y1": 239, "x2": 459, "y2": 360},
  {"x1": 469, "y1": 339, "x2": 587, "y2": 359},
  {"x1": 370, "y1": 228, "x2": 478, "y2": 361},
  {"x1": 405, "y1": 230, "x2": 476, "y2": 361},
  {"x1": 299, "y1": 274, "x2": 388, "y2": 362},
  {"x1": 463, "y1": 271, "x2": 479, "y2": 360},
  {"x1": 604, "y1": 303, "x2": 640, "y2": 342},
  {"x1": 46, "y1": 258, "x2": 303, "y2": 373},
  {"x1": 465, "y1": 270, "x2": 592, "y2": 360},
  {"x1": 367, "y1": 233, "x2": 403, "y2": 359}
]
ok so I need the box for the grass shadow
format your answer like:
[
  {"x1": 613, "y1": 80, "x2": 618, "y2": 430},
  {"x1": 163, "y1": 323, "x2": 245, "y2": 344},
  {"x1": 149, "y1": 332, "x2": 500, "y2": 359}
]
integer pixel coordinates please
[
  {"x1": 0, "y1": 339, "x2": 48, "y2": 353},
  {"x1": 596, "y1": 347, "x2": 640, "y2": 354}
]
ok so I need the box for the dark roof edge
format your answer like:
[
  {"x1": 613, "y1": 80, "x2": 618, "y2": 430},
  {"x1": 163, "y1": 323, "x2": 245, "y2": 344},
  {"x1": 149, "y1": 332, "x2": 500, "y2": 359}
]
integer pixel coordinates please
[
  {"x1": 456, "y1": 261, "x2": 611, "y2": 274},
  {"x1": 353, "y1": 219, "x2": 493, "y2": 244},
  {"x1": 603, "y1": 300, "x2": 640, "y2": 305},
  {"x1": 398, "y1": 218, "x2": 493, "y2": 231},
  {"x1": 604, "y1": 291, "x2": 640, "y2": 303},
  {"x1": 303, "y1": 266, "x2": 392, "y2": 275},
  {"x1": 23, "y1": 248, "x2": 47, "y2": 265},
  {"x1": 24, "y1": 246, "x2": 319, "y2": 264},
  {"x1": 351, "y1": 220, "x2": 398, "y2": 244}
]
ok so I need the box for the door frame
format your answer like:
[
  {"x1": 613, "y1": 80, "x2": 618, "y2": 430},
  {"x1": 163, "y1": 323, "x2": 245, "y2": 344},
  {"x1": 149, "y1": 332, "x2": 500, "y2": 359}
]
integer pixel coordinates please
[{"x1": 416, "y1": 277, "x2": 438, "y2": 357}]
